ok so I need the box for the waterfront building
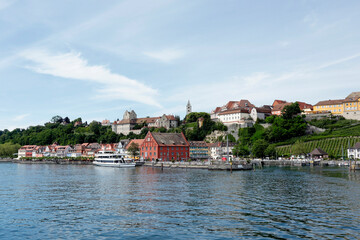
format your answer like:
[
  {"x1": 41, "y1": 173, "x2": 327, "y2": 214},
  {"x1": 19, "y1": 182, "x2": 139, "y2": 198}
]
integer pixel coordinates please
[
  {"x1": 348, "y1": 142, "x2": 360, "y2": 159},
  {"x1": 310, "y1": 148, "x2": 328, "y2": 159},
  {"x1": 139, "y1": 132, "x2": 190, "y2": 161},
  {"x1": 18, "y1": 145, "x2": 37, "y2": 158},
  {"x1": 209, "y1": 142, "x2": 235, "y2": 160},
  {"x1": 126, "y1": 139, "x2": 144, "y2": 159},
  {"x1": 189, "y1": 141, "x2": 209, "y2": 160}
]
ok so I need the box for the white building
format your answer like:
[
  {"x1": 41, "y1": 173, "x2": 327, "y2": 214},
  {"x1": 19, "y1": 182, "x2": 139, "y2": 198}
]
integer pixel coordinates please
[
  {"x1": 348, "y1": 142, "x2": 360, "y2": 159},
  {"x1": 209, "y1": 142, "x2": 235, "y2": 160}
]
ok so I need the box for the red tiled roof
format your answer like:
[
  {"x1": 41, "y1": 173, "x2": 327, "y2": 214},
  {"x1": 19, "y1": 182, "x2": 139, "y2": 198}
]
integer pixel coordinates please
[
  {"x1": 272, "y1": 102, "x2": 291, "y2": 112},
  {"x1": 272, "y1": 100, "x2": 287, "y2": 107},
  {"x1": 126, "y1": 139, "x2": 144, "y2": 149},
  {"x1": 297, "y1": 101, "x2": 313, "y2": 110},
  {"x1": 165, "y1": 115, "x2": 176, "y2": 121}
]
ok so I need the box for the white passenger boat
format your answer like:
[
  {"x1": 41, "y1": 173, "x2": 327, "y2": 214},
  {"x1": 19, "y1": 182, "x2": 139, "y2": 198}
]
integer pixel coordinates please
[{"x1": 93, "y1": 143, "x2": 135, "y2": 168}]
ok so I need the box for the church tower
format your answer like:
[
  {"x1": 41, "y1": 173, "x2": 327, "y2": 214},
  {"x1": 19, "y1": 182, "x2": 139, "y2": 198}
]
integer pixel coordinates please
[{"x1": 186, "y1": 100, "x2": 192, "y2": 115}]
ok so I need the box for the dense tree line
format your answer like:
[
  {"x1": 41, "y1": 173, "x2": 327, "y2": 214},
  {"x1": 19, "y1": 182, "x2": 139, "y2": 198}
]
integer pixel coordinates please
[
  {"x1": 0, "y1": 117, "x2": 120, "y2": 146},
  {"x1": 233, "y1": 102, "x2": 307, "y2": 158},
  {"x1": 0, "y1": 113, "x2": 225, "y2": 156}
]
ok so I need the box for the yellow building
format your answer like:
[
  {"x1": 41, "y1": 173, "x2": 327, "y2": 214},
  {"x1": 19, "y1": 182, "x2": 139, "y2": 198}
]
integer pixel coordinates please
[
  {"x1": 313, "y1": 99, "x2": 345, "y2": 114},
  {"x1": 313, "y1": 92, "x2": 360, "y2": 115},
  {"x1": 343, "y1": 92, "x2": 360, "y2": 112}
]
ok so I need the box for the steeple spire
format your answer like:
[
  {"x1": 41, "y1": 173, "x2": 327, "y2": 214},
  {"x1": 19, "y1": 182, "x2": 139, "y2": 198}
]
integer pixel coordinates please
[{"x1": 186, "y1": 100, "x2": 192, "y2": 115}]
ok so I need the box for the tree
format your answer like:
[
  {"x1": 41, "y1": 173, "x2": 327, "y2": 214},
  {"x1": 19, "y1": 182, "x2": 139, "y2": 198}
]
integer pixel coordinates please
[
  {"x1": 51, "y1": 115, "x2": 63, "y2": 123},
  {"x1": 282, "y1": 102, "x2": 301, "y2": 120},
  {"x1": 291, "y1": 140, "x2": 307, "y2": 156},
  {"x1": 233, "y1": 144, "x2": 250, "y2": 157},
  {"x1": 252, "y1": 139, "x2": 269, "y2": 158},
  {"x1": 127, "y1": 142, "x2": 139, "y2": 158},
  {"x1": 264, "y1": 144, "x2": 276, "y2": 158},
  {"x1": 63, "y1": 117, "x2": 71, "y2": 124}
]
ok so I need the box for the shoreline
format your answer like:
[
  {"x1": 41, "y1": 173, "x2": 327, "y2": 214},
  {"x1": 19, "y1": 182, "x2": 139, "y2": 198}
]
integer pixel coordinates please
[{"x1": 2, "y1": 158, "x2": 359, "y2": 170}]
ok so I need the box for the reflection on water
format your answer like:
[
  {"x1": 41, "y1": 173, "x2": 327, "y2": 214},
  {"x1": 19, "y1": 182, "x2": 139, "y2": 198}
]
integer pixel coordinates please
[{"x1": 0, "y1": 163, "x2": 360, "y2": 239}]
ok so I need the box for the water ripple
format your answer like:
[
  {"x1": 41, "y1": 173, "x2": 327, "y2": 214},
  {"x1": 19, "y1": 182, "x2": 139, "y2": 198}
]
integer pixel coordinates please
[{"x1": 0, "y1": 163, "x2": 360, "y2": 239}]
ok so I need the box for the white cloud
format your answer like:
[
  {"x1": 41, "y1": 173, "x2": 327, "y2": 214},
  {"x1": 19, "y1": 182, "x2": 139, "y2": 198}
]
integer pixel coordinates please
[
  {"x1": 20, "y1": 49, "x2": 161, "y2": 107},
  {"x1": 13, "y1": 114, "x2": 30, "y2": 121},
  {"x1": 316, "y1": 53, "x2": 360, "y2": 70},
  {"x1": 143, "y1": 49, "x2": 185, "y2": 63}
]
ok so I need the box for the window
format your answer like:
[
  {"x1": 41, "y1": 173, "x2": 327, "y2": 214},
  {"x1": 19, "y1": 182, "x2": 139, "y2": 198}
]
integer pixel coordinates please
[{"x1": 147, "y1": 137, "x2": 150, "y2": 141}]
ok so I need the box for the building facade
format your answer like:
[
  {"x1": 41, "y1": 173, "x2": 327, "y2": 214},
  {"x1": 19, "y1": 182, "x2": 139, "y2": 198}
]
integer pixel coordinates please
[
  {"x1": 111, "y1": 110, "x2": 178, "y2": 135},
  {"x1": 189, "y1": 141, "x2": 209, "y2": 160},
  {"x1": 313, "y1": 92, "x2": 360, "y2": 119},
  {"x1": 140, "y1": 132, "x2": 190, "y2": 161},
  {"x1": 348, "y1": 142, "x2": 360, "y2": 159}
]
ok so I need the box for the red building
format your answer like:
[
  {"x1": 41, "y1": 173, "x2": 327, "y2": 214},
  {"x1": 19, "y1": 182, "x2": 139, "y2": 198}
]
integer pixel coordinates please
[{"x1": 140, "y1": 132, "x2": 190, "y2": 161}]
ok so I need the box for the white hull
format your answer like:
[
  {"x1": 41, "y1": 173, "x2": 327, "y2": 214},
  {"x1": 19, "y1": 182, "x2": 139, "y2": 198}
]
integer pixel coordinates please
[{"x1": 93, "y1": 161, "x2": 136, "y2": 168}]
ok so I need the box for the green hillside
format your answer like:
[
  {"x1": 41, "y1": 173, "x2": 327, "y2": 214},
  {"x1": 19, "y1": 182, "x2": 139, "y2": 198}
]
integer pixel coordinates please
[{"x1": 276, "y1": 137, "x2": 360, "y2": 159}]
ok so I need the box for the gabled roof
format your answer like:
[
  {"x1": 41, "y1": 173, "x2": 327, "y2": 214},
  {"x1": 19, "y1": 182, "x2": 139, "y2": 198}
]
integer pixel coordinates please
[
  {"x1": 314, "y1": 99, "x2": 345, "y2": 106},
  {"x1": 254, "y1": 107, "x2": 272, "y2": 114},
  {"x1": 297, "y1": 101, "x2": 313, "y2": 110},
  {"x1": 346, "y1": 92, "x2": 360, "y2": 100},
  {"x1": 310, "y1": 148, "x2": 328, "y2": 156},
  {"x1": 212, "y1": 107, "x2": 222, "y2": 114},
  {"x1": 350, "y1": 142, "x2": 360, "y2": 149},
  {"x1": 136, "y1": 117, "x2": 159, "y2": 124},
  {"x1": 126, "y1": 139, "x2": 144, "y2": 149},
  {"x1": 150, "y1": 132, "x2": 189, "y2": 146},
  {"x1": 272, "y1": 100, "x2": 287, "y2": 107},
  {"x1": 272, "y1": 102, "x2": 291, "y2": 112},
  {"x1": 19, "y1": 145, "x2": 37, "y2": 150}
]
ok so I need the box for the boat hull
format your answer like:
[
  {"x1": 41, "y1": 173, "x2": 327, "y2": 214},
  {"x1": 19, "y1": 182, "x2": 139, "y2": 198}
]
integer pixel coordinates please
[{"x1": 93, "y1": 161, "x2": 136, "y2": 168}]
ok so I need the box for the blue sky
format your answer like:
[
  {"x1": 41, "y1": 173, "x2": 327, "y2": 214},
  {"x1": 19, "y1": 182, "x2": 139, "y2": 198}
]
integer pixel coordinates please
[{"x1": 1, "y1": 0, "x2": 360, "y2": 130}]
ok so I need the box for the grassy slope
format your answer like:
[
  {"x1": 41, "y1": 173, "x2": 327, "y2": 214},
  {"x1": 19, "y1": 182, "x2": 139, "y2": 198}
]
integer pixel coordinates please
[{"x1": 275, "y1": 119, "x2": 360, "y2": 158}]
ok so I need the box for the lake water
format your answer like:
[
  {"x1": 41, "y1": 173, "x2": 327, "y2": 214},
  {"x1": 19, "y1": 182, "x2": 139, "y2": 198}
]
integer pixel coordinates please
[{"x1": 0, "y1": 163, "x2": 360, "y2": 239}]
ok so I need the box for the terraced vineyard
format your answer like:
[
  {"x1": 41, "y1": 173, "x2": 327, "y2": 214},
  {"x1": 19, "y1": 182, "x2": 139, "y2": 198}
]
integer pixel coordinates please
[{"x1": 276, "y1": 137, "x2": 360, "y2": 158}]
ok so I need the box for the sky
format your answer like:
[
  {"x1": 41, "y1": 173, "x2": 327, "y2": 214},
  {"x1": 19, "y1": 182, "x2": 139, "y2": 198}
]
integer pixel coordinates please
[{"x1": 1, "y1": 0, "x2": 360, "y2": 130}]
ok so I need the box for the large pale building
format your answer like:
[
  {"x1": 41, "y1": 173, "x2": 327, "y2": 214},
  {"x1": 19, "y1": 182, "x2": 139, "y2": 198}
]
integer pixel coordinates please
[
  {"x1": 211, "y1": 100, "x2": 271, "y2": 126},
  {"x1": 111, "y1": 110, "x2": 178, "y2": 135}
]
